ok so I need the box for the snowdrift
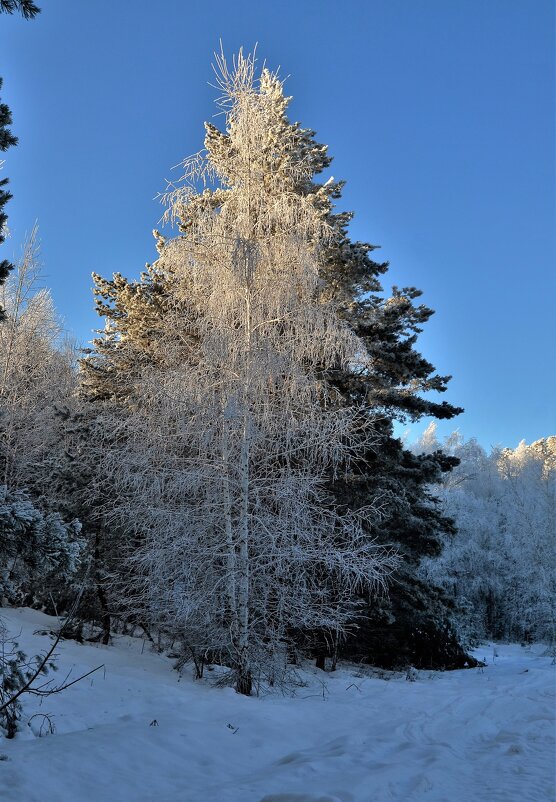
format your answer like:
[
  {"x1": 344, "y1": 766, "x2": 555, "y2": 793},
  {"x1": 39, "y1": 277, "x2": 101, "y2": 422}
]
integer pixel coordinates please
[{"x1": 0, "y1": 608, "x2": 554, "y2": 802}]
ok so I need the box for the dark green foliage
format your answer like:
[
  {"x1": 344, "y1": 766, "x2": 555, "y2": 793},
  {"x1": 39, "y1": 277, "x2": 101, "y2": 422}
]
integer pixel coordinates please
[
  {"x1": 0, "y1": 619, "x2": 57, "y2": 738},
  {"x1": 328, "y1": 425, "x2": 470, "y2": 668},
  {"x1": 0, "y1": 623, "x2": 52, "y2": 738},
  {"x1": 0, "y1": 84, "x2": 17, "y2": 154},
  {"x1": 0, "y1": 1, "x2": 40, "y2": 18},
  {"x1": 343, "y1": 573, "x2": 480, "y2": 670},
  {"x1": 34, "y1": 404, "x2": 118, "y2": 640},
  {"x1": 292, "y1": 134, "x2": 470, "y2": 670},
  {"x1": 326, "y1": 306, "x2": 468, "y2": 668},
  {"x1": 80, "y1": 262, "x2": 173, "y2": 403},
  {"x1": 0, "y1": 1, "x2": 40, "y2": 317},
  {"x1": 0, "y1": 485, "x2": 83, "y2": 606},
  {"x1": 0, "y1": 78, "x2": 18, "y2": 314}
]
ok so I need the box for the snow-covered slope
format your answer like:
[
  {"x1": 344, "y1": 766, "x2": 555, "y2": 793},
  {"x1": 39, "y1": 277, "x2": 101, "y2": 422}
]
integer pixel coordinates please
[{"x1": 1, "y1": 608, "x2": 554, "y2": 802}]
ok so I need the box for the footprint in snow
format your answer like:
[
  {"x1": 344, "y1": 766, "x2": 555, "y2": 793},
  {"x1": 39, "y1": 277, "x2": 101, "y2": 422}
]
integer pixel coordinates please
[{"x1": 259, "y1": 794, "x2": 353, "y2": 802}]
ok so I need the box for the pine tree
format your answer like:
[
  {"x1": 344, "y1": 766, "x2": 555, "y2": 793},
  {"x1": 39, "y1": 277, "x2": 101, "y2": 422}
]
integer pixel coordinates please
[
  {"x1": 0, "y1": 78, "x2": 17, "y2": 320},
  {"x1": 78, "y1": 254, "x2": 182, "y2": 643},
  {"x1": 0, "y1": 1, "x2": 40, "y2": 18},
  {"x1": 0, "y1": 0, "x2": 40, "y2": 320},
  {"x1": 323, "y1": 282, "x2": 468, "y2": 668},
  {"x1": 80, "y1": 254, "x2": 174, "y2": 404}
]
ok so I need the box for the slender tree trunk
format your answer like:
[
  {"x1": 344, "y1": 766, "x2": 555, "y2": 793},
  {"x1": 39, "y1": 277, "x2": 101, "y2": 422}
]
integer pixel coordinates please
[
  {"x1": 235, "y1": 411, "x2": 252, "y2": 694},
  {"x1": 221, "y1": 420, "x2": 237, "y2": 634},
  {"x1": 235, "y1": 275, "x2": 253, "y2": 696},
  {"x1": 94, "y1": 537, "x2": 110, "y2": 645},
  {"x1": 97, "y1": 582, "x2": 111, "y2": 646},
  {"x1": 315, "y1": 652, "x2": 326, "y2": 671}
]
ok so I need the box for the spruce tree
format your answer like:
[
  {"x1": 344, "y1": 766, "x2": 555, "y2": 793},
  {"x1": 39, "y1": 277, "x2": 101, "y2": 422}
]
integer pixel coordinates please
[{"x1": 0, "y1": 485, "x2": 82, "y2": 606}]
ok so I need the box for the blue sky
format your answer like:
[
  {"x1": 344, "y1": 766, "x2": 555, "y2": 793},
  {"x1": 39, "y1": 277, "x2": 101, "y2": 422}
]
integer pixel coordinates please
[{"x1": 1, "y1": 0, "x2": 554, "y2": 448}]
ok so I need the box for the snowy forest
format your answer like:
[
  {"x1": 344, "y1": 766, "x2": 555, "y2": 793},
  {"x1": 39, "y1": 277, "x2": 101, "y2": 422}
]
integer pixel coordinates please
[{"x1": 0, "y1": 3, "x2": 554, "y2": 802}]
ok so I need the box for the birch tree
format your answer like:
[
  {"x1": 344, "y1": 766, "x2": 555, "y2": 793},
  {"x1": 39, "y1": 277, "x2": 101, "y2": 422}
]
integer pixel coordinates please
[
  {"x1": 417, "y1": 426, "x2": 556, "y2": 644},
  {"x1": 0, "y1": 229, "x2": 84, "y2": 607},
  {"x1": 0, "y1": 227, "x2": 76, "y2": 493},
  {"x1": 103, "y1": 52, "x2": 397, "y2": 693}
]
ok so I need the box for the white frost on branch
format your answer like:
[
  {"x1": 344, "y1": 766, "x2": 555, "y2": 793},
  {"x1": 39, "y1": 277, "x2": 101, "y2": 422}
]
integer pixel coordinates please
[{"x1": 104, "y1": 50, "x2": 398, "y2": 692}]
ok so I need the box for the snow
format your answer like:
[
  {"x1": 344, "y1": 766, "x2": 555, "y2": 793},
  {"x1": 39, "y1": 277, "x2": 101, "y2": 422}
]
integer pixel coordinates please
[{"x1": 1, "y1": 608, "x2": 554, "y2": 802}]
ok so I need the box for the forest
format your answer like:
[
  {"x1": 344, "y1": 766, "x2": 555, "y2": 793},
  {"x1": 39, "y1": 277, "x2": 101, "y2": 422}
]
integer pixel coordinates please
[
  {"x1": 1, "y1": 43, "x2": 553, "y2": 719},
  {"x1": 0, "y1": 3, "x2": 554, "y2": 802}
]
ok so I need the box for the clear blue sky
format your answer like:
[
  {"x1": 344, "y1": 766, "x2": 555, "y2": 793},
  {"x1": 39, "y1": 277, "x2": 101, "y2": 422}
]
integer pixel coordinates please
[{"x1": 1, "y1": 0, "x2": 554, "y2": 449}]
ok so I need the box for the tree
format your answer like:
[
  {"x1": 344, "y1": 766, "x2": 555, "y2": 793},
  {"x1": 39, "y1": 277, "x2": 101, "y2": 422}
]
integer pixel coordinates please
[
  {"x1": 0, "y1": 484, "x2": 82, "y2": 606},
  {"x1": 0, "y1": 0, "x2": 40, "y2": 321},
  {"x1": 0, "y1": 228, "x2": 77, "y2": 495},
  {"x1": 0, "y1": 228, "x2": 84, "y2": 613},
  {"x1": 497, "y1": 438, "x2": 556, "y2": 643},
  {"x1": 324, "y1": 295, "x2": 466, "y2": 668},
  {"x1": 0, "y1": 78, "x2": 17, "y2": 320},
  {"x1": 83, "y1": 49, "x2": 468, "y2": 672},
  {"x1": 418, "y1": 426, "x2": 556, "y2": 645},
  {"x1": 85, "y1": 52, "x2": 398, "y2": 693},
  {"x1": 0, "y1": 1, "x2": 40, "y2": 17},
  {"x1": 200, "y1": 53, "x2": 468, "y2": 670},
  {"x1": 1, "y1": 601, "x2": 103, "y2": 739},
  {"x1": 0, "y1": 616, "x2": 53, "y2": 738}
]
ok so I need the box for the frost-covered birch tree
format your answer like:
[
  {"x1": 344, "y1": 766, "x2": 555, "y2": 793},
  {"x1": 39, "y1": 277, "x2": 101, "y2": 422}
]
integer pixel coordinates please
[
  {"x1": 105, "y1": 52, "x2": 397, "y2": 693},
  {"x1": 0, "y1": 226, "x2": 76, "y2": 493},
  {"x1": 416, "y1": 424, "x2": 556, "y2": 645},
  {"x1": 0, "y1": 228, "x2": 83, "y2": 605}
]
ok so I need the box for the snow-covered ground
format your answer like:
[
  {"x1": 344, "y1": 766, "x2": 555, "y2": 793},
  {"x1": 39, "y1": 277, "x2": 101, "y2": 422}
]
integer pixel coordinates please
[{"x1": 0, "y1": 608, "x2": 554, "y2": 802}]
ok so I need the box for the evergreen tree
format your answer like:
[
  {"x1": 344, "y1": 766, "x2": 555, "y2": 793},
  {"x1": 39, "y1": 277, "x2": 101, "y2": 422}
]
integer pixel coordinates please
[
  {"x1": 189, "y1": 57, "x2": 470, "y2": 669},
  {"x1": 0, "y1": 1, "x2": 40, "y2": 18},
  {"x1": 0, "y1": 230, "x2": 129, "y2": 632},
  {"x1": 80, "y1": 253, "x2": 173, "y2": 404},
  {"x1": 0, "y1": 484, "x2": 82, "y2": 606},
  {"x1": 0, "y1": 78, "x2": 17, "y2": 320},
  {"x1": 78, "y1": 255, "x2": 179, "y2": 643},
  {"x1": 40, "y1": 402, "x2": 128, "y2": 640},
  {"x1": 0, "y1": 0, "x2": 40, "y2": 320}
]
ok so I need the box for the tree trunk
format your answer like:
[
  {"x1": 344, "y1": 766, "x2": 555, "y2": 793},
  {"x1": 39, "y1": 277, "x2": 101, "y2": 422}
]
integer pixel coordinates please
[
  {"x1": 235, "y1": 412, "x2": 251, "y2": 695},
  {"x1": 236, "y1": 664, "x2": 252, "y2": 695},
  {"x1": 94, "y1": 537, "x2": 110, "y2": 645},
  {"x1": 97, "y1": 581, "x2": 111, "y2": 646},
  {"x1": 222, "y1": 420, "x2": 237, "y2": 634},
  {"x1": 234, "y1": 271, "x2": 253, "y2": 696},
  {"x1": 315, "y1": 652, "x2": 326, "y2": 671}
]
